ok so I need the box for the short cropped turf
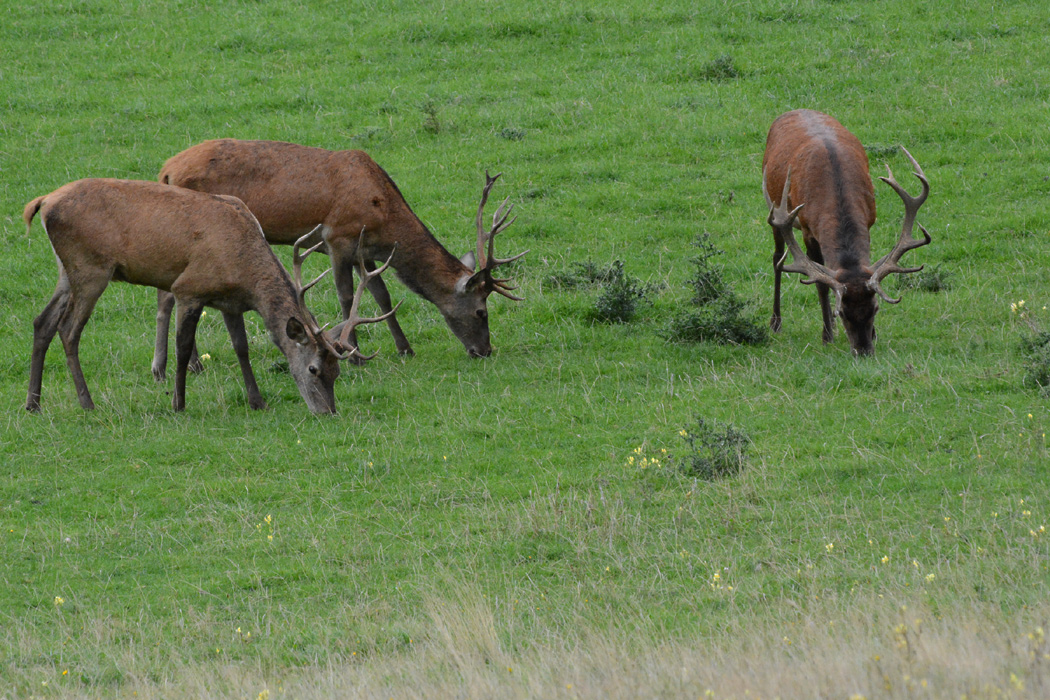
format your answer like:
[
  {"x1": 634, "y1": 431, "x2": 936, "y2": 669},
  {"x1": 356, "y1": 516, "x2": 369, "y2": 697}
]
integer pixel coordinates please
[{"x1": 2, "y1": 1, "x2": 1048, "y2": 697}]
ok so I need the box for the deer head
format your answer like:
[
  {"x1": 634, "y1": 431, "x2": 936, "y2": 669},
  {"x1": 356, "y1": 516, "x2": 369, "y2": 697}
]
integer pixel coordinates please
[
  {"x1": 286, "y1": 229, "x2": 344, "y2": 413},
  {"x1": 448, "y1": 171, "x2": 529, "y2": 357}
]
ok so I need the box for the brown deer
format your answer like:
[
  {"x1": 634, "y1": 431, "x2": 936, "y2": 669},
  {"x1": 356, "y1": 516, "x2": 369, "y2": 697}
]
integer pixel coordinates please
[
  {"x1": 762, "y1": 109, "x2": 931, "y2": 355},
  {"x1": 23, "y1": 179, "x2": 395, "y2": 413},
  {"x1": 153, "y1": 139, "x2": 527, "y2": 378}
]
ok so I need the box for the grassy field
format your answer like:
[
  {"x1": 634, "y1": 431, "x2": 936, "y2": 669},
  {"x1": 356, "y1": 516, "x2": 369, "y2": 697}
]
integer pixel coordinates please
[{"x1": 2, "y1": 0, "x2": 1050, "y2": 697}]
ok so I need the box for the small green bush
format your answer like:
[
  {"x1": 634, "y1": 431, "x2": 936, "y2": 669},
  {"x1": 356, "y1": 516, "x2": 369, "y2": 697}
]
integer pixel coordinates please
[
  {"x1": 662, "y1": 233, "x2": 768, "y2": 345},
  {"x1": 547, "y1": 260, "x2": 627, "y2": 289},
  {"x1": 1020, "y1": 330, "x2": 1050, "y2": 395},
  {"x1": 896, "y1": 264, "x2": 952, "y2": 293},
  {"x1": 661, "y1": 296, "x2": 769, "y2": 345},
  {"x1": 676, "y1": 417, "x2": 750, "y2": 480},
  {"x1": 498, "y1": 127, "x2": 526, "y2": 141},
  {"x1": 687, "y1": 233, "x2": 730, "y2": 306},
  {"x1": 697, "y1": 55, "x2": 740, "y2": 82},
  {"x1": 591, "y1": 261, "x2": 654, "y2": 323}
]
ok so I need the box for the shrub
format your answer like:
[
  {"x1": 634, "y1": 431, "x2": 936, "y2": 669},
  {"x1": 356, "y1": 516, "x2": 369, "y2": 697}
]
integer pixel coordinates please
[
  {"x1": 590, "y1": 261, "x2": 654, "y2": 324},
  {"x1": 687, "y1": 233, "x2": 730, "y2": 306},
  {"x1": 676, "y1": 417, "x2": 750, "y2": 480},
  {"x1": 662, "y1": 234, "x2": 768, "y2": 345},
  {"x1": 1020, "y1": 330, "x2": 1050, "y2": 395},
  {"x1": 547, "y1": 260, "x2": 624, "y2": 289},
  {"x1": 895, "y1": 264, "x2": 952, "y2": 293},
  {"x1": 661, "y1": 296, "x2": 768, "y2": 345},
  {"x1": 697, "y1": 55, "x2": 740, "y2": 82}
]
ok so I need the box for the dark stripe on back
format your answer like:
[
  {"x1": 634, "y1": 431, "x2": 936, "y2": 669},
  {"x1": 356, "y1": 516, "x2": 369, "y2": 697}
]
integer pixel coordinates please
[{"x1": 821, "y1": 137, "x2": 864, "y2": 269}]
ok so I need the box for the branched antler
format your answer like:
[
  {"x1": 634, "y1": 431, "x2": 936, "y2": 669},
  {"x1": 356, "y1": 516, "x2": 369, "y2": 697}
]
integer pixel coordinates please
[
  {"x1": 766, "y1": 167, "x2": 844, "y2": 293},
  {"x1": 869, "y1": 146, "x2": 931, "y2": 303},
  {"x1": 328, "y1": 244, "x2": 402, "y2": 362},
  {"x1": 473, "y1": 171, "x2": 528, "y2": 300},
  {"x1": 292, "y1": 225, "x2": 331, "y2": 315}
]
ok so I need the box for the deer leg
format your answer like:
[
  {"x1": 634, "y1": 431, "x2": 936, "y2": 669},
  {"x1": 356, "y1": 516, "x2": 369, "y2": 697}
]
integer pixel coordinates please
[
  {"x1": 27, "y1": 272, "x2": 72, "y2": 411},
  {"x1": 362, "y1": 259, "x2": 413, "y2": 356},
  {"x1": 801, "y1": 238, "x2": 834, "y2": 344},
  {"x1": 153, "y1": 290, "x2": 202, "y2": 381},
  {"x1": 172, "y1": 300, "x2": 204, "y2": 412},
  {"x1": 57, "y1": 272, "x2": 111, "y2": 410},
  {"x1": 152, "y1": 289, "x2": 174, "y2": 381},
  {"x1": 770, "y1": 231, "x2": 785, "y2": 333},
  {"x1": 222, "y1": 311, "x2": 267, "y2": 410},
  {"x1": 333, "y1": 258, "x2": 368, "y2": 366}
]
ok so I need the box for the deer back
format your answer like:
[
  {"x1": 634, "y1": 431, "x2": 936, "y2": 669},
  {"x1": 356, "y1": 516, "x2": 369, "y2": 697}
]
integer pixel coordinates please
[
  {"x1": 762, "y1": 109, "x2": 876, "y2": 272},
  {"x1": 36, "y1": 179, "x2": 284, "y2": 300}
]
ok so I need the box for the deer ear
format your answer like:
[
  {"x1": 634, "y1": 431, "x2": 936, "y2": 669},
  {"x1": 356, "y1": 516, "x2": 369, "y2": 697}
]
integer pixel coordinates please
[
  {"x1": 286, "y1": 317, "x2": 309, "y2": 344},
  {"x1": 460, "y1": 269, "x2": 489, "y2": 294},
  {"x1": 460, "y1": 250, "x2": 477, "y2": 271}
]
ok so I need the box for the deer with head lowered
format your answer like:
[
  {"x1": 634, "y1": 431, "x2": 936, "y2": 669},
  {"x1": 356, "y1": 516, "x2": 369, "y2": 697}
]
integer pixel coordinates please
[
  {"x1": 762, "y1": 109, "x2": 931, "y2": 356},
  {"x1": 23, "y1": 178, "x2": 395, "y2": 413},
  {"x1": 153, "y1": 139, "x2": 527, "y2": 379}
]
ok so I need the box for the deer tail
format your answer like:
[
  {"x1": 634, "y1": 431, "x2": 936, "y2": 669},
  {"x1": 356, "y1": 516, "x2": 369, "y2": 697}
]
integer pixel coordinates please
[{"x1": 23, "y1": 195, "x2": 46, "y2": 237}]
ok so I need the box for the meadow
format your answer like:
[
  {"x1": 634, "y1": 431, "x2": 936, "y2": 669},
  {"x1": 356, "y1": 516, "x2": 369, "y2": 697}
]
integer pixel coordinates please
[{"x1": 2, "y1": 0, "x2": 1049, "y2": 697}]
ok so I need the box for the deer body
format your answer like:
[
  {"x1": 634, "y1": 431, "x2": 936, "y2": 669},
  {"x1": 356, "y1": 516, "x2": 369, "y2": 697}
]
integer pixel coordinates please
[
  {"x1": 762, "y1": 110, "x2": 930, "y2": 355},
  {"x1": 24, "y1": 178, "x2": 341, "y2": 413},
  {"x1": 155, "y1": 139, "x2": 524, "y2": 373}
]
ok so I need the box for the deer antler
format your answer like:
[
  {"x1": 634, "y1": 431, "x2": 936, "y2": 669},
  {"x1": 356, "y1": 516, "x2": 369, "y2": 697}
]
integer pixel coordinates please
[
  {"x1": 474, "y1": 171, "x2": 528, "y2": 301},
  {"x1": 767, "y1": 167, "x2": 844, "y2": 294},
  {"x1": 292, "y1": 225, "x2": 331, "y2": 314},
  {"x1": 869, "y1": 146, "x2": 931, "y2": 303},
  {"x1": 328, "y1": 244, "x2": 402, "y2": 362}
]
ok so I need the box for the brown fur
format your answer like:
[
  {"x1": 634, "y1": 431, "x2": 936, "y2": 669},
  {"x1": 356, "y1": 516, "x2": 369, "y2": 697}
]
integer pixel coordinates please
[
  {"x1": 762, "y1": 110, "x2": 893, "y2": 355},
  {"x1": 157, "y1": 139, "x2": 512, "y2": 360},
  {"x1": 25, "y1": 179, "x2": 340, "y2": 413}
]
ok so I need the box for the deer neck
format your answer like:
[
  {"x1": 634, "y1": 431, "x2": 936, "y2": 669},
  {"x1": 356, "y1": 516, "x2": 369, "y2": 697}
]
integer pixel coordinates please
[
  {"x1": 382, "y1": 222, "x2": 473, "y2": 305},
  {"x1": 250, "y1": 277, "x2": 308, "y2": 356}
]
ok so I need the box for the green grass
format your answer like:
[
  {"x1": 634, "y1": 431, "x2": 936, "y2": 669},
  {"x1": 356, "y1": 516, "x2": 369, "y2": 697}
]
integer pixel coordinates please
[{"x1": 2, "y1": 0, "x2": 1050, "y2": 696}]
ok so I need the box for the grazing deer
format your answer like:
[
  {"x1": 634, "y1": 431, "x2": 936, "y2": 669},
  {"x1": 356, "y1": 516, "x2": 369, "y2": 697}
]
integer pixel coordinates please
[
  {"x1": 762, "y1": 109, "x2": 931, "y2": 355},
  {"x1": 153, "y1": 139, "x2": 527, "y2": 378},
  {"x1": 23, "y1": 179, "x2": 394, "y2": 413}
]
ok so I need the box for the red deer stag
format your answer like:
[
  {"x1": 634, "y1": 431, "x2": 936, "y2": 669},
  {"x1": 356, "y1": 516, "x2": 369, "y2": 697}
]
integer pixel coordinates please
[
  {"x1": 24, "y1": 179, "x2": 395, "y2": 413},
  {"x1": 153, "y1": 139, "x2": 527, "y2": 378},
  {"x1": 762, "y1": 109, "x2": 930, "y2": 355}
]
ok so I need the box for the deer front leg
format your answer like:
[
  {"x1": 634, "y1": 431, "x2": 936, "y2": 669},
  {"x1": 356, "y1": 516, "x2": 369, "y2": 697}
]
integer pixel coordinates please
[
  {"x1": 172, "y1": 300, "x2": 204, "y2": 411},
  {"x1": 154, "y1": 289, "x2": 203, "y2": 381},
  {"x1": 816, "y1": 282, "x2": 835, "y2": 344},
  {"x1": 770, "y1": 231, "x2": 785, "y2": 333},
  {"x1": 361, "y1": 259, "x2": 413, "y2": 356},
  {"x1": 332, "y1": 257, "x2": 368, "y2": 366},
  {"x1": 222, "y1": 311, "x2": 267, "y2": 410},
  {"x1": 803, "y1": 238, "x2": 834, "y2": 344}
]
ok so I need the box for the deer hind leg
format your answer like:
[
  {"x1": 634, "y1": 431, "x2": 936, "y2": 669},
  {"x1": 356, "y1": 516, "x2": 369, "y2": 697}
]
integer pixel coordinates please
[
  {"x1": 222, "y1": 311, "x2": 267, "y2": 410},
  {"x1": 56, "y1": 270, "x2": 112, "y2": 410},
  {"x1": 171, "y1": 299, "x2": 204, "y2": 411},
  {"x1": 153, "y1": 289, "x2": 203, "y2": 381},
  {"x1": 27, "y1": 271, "x2": 73, "y2": 411}
]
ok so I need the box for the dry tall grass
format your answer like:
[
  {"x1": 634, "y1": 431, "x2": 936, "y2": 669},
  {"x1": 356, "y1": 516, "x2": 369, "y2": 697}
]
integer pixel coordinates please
[{"x1": 21, "y1": 588, "x2": 1048, "y2": 700}]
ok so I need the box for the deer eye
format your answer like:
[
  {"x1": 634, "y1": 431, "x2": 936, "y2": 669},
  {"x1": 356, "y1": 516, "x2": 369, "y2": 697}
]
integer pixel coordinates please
[
  {"x1": 309, "y1": 364, "x2": 319, "y2": 376},
  {"x1": 476, "y1": 309, "x2": 488, "y2": 320}
]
